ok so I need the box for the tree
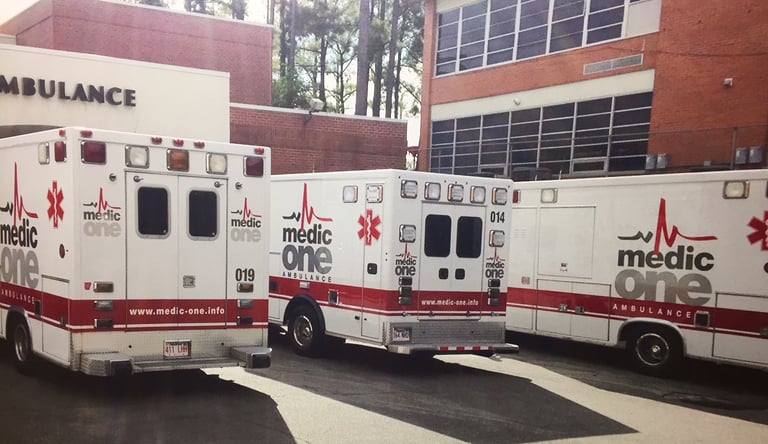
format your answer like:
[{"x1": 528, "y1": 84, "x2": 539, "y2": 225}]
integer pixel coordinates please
[
  {"x1": 384, "y1": 0, "x2": 399, "y2": 118},
  {"x1": 354, "y1": 0, "x2": 370, "y2": 115}
]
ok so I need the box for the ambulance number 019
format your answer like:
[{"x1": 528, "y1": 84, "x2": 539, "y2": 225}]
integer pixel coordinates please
[{"x1": 235, "y1": 268, "x2": 255, "y2": 281}]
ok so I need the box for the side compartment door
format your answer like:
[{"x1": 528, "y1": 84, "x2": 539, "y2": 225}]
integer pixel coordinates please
[
  {"x1": 713, "y1": 293, "x2": 768, "y2": 366},
  {"x1": 417, "y1": 203, "x2": 484, "y2": 319},
  {"x1": 177, "y1": 177, "x2": 227, "y2": 327},
  {"x1": 361, "y1": 184, "x2": 384, "y2": 339},
  {"x1": 507, "y1": 208, "x2": 538, "y2": 330}
]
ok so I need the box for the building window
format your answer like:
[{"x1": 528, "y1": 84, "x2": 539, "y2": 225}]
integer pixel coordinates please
[
  {"x1": 436, "y1": 8, "x2": 460, "y2": 75},
  {"x1": 429, "y1": 92, "x2": 653, "y2": 176},
  {"x1": 435, "y1": 0, "x2": 637, "y2": 75}
]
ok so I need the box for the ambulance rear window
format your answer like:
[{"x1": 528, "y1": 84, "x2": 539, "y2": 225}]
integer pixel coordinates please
[
  {"x1": 138, "y1": 187, "x2": 169, "y2": 236},
  {"x1": 424, "y1": 215, "x2": 451, "y2": 257},
  {"x1": 456, "y1": 216, "x2": 482, "y2": 258},
  {"x1": 189, "y1": 190, "x2": 218, "y2": 238}
]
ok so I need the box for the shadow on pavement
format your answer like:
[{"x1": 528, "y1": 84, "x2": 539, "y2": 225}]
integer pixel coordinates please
[
  {"x1": 266, "y1": 328, "x2": 635, "y2": 444},
  {"x1": 0, "y1": 348, "x2": 294, "y2": 444}
]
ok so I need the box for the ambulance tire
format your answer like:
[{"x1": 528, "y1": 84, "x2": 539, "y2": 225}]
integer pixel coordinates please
[
  {"x1": 626, "y1": 326, "x2": 682, "y2": 377},
  {"x1": 288, "y1": 306, "x2": 325, "y2": 357},
  {"x1": 11, "y1": 319, "x2": 34, "y2": 374}
]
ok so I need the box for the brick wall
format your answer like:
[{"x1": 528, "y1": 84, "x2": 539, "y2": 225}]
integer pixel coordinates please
[
  {"x1": 231, "y1": 107, "x2": 408, "y2": 174},
  {"x1": 648, "y1": 0, "x2": 768, "y2": 165},
  {"x1": 0, "y1": 0, "x2": 272, "y2": 105},
  {"x1": 420, "y1": 0, "x2": 768, "y2": 171}
]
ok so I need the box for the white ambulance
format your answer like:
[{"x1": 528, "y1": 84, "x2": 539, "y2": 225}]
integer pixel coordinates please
[
  {"x1": 506, "y1": 169, "x2": 768, "y2": 375},
  {"x1": 269, "y1": 169, "x2": 519, "y2": 356},
  {"x1": 0, "y1": 127, "x2": 271, "y2": 376}
]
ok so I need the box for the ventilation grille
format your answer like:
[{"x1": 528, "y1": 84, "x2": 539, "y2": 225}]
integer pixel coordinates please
[{"x1": 584, "y1": 54, "x2": 644, "y2": 75}]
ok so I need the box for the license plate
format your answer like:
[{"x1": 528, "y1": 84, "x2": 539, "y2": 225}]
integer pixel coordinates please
[
  {"x1": 392, "y1": 327, "x2": 411, "y2": 342},
  {"x1": 163, "y1": 340, "x2": 191, "y2": 359}
]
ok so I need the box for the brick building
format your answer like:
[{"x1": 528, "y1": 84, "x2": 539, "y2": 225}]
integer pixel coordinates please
[
  {"x1": 419, "y1": 0, "x2": 768, "y2": 177},
  {"x1": 0, "y1": 0, "x2": 407, "y2": 173}
]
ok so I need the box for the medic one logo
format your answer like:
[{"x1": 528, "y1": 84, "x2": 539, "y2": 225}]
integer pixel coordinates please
[
  {"x1": 280, "y1": 184, "x2": 333, "y2": 282},
  {"x1": 230, "y1": 197, "x2": 262, "y2": 242},
  {"x1": 82, "y1": 188, "x2": 122, "y2": 237},
  {"x1": 0, "y1": 163, "x2": 41, "y2": 289},
  {"x1": 395, "y1": 245, "x2": 417, "y2": 277},
  {"x1": 615, "y1": 198, "x2": 717, "y2": 306}
]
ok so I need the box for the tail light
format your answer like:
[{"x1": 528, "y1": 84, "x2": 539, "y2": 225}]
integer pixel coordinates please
[
  {"x1": 244, "y1": 156, "x2": 264, "y2": 177},
  {"x1": 448, "y1": 184, "x2": 464, "y2": 202},
  {"x1": 723, "y1": 181, "x2": 749, "y2": 199},
  {"x1": 470, "y1": 186, "x2": 486, "y2": 203},
  {"x1": 81, "y1": 141, "x2": 107, "y2": 164},
  {"x1": 489, "y1": 230, "x2": 505, "y2": 247},
  {"x1": 488, "y1": 278, "x2": 501, "y2": 307},
  {"x1": 401, "y1": 180, "x2": 418, "y2": 198},
  {"x1": 167, "y1": 149, "x2": 189, "y2": 171},
  {"x1": 425, "y1": 182, "x2": 441, "y2": 200},
  {"x1": 398, "y1": 276, "x2": 413, "y2": 306},
  {"x1": 492, "y1": 187, "x2": 508, "y2": 205},
  {"x1": 206, "y1": 153, "x2": 227, "y2": 174},
  {"x1": 54, "y1": 141, "x2": 67, "y2": 162}
]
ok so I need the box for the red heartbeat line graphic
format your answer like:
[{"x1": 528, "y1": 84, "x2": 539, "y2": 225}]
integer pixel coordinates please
[
  {"x1": 300, "y1": 183, "x2": 332, "y2": 230},
  {"x1": 358, "y1": 209, "x2": 381, "y2": 246},
  {"x1": 47, "y1": 181, "x2": 64, "y2": 228},
  {"x1": 404, "y1": 244, "x2": 412, "y2": 259},
  {"x1": 747, "y1": 211, "x2": 768, "y2": 251},
  {"x1": 95, "y1": 188, "x2": 121, "y2": 212},
  {"x1": 652, "y1": 198, "x2": 717, "y2": 253},
  {"x1": 12, "y1": 163, "x2": 39, "y2": 225},
  {"x1": 240, "y1": 198, "x2": 261, "y2": 220},
  {"x1": 486, "y1": 249, "x2": 503, "y2": 263}
]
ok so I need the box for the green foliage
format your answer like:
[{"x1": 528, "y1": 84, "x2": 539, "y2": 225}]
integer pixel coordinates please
[{"x1": 272, "y1": 69, "x2": 311, "y2": 109}]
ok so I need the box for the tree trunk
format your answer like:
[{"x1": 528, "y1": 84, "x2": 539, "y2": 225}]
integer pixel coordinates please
[
  {"x1": 354, "y1": 0, "x2": 371, "y2": 115},
  {"x1": 394, "y1": 47, "x2": 402, "y2": 119},
  {"x1": 319, "y1": 36, "x2": 327, "y2": 108},
  {"x1": 371, "y1": 0, "x2": 386, "y2": 117},
  {"x1": 385, "y1": 0, "x2": 400, "y2": 118},
  {"x1": 287, "y1": 0, "x2": 297, "y2": 76},
  {"x1": 279, "y1": 0, "x2": 288, "y2": 76}
]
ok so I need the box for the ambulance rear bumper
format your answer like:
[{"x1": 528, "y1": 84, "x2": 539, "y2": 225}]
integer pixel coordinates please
[
  {"x1": 387, "y1": 342, "x2": 519, "y2": 356},
  {"x1": 79, "y1": 346, "x2": 271, "y2": 376}
]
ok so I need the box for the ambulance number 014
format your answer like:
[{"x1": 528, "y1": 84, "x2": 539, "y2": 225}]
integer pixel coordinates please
[{"x1": 490, "y1": 211, "x2": 505, "y2": 223}]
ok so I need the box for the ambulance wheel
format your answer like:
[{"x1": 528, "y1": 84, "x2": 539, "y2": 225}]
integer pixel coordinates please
[
  {"x1": 627, "y1": 327, "x2": 681, "y2": 377},
  {"x1": 288, "y1": 306, "x2": 324, "y2": 357},
  {"x1": 12, "y1": 320, "x2": 34, "y2": 373}
]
